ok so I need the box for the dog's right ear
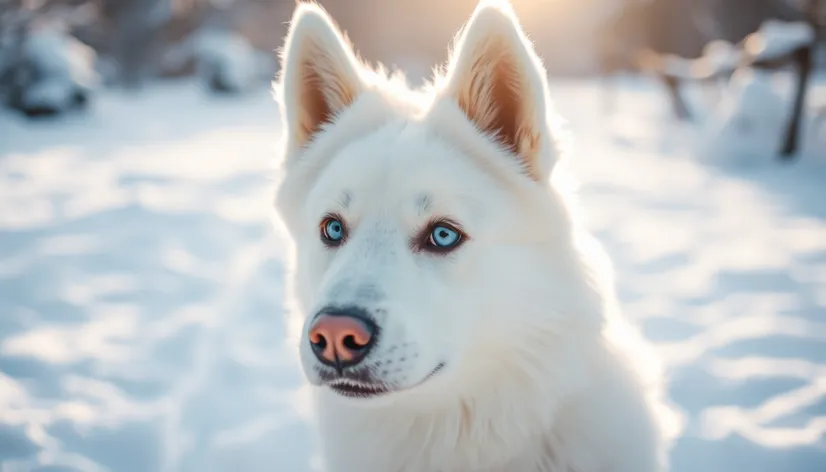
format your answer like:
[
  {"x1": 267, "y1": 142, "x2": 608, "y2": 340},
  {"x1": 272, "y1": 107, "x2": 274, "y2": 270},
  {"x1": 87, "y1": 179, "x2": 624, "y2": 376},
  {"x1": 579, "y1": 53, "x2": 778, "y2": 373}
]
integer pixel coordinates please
[{"x1": 276, "y1": 3, "x2": 364, "y2": 151}]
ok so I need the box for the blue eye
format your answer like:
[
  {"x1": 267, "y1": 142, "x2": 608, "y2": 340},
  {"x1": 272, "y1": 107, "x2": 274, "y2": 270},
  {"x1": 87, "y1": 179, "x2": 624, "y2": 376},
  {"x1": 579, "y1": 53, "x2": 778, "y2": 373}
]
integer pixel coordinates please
[
  {"x1": 428, "y1": 224, "x2": 461, "y2": 249},
  {"x1": 321, "y1": 217, "x2": 346, "y2": 245}
]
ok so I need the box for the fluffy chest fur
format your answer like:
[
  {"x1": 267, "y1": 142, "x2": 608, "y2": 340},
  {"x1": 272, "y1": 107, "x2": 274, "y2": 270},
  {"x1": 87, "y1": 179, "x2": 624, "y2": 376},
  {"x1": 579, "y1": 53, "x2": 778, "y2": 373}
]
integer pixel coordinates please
[{"x1": 313, "y1": 333, "x2": 667, "y2": 472}]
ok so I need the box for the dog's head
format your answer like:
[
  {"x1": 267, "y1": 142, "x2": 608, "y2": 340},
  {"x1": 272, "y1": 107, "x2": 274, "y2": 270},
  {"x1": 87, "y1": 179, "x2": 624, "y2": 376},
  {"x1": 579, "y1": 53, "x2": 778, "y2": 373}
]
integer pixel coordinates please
[{"x1": 273, "y1": 0, "x2": 604, "y2": 404}]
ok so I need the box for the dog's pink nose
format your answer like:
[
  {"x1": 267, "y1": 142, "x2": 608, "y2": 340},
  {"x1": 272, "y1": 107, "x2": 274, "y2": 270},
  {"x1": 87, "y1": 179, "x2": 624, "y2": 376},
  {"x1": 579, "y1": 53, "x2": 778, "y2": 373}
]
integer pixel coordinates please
[{"x1": 309, "y1": 312, "x2": 376, "y2": 369}]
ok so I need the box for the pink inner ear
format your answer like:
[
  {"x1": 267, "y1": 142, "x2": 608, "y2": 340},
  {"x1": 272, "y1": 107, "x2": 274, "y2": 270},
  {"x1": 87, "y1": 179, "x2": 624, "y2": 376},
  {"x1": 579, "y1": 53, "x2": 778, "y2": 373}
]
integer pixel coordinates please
[
  {"x1": 299, "y1": 57, "x2": 334, "y2": 144},
  {"x1": 456, "y1": 42, "x2": 542, "y2": 180},
  {"x1": 294, "y1": 42, "x2": 358, "y2": 147},
  {"x1": 483, "y1": 53, "x2": 521, "y2": 156}
]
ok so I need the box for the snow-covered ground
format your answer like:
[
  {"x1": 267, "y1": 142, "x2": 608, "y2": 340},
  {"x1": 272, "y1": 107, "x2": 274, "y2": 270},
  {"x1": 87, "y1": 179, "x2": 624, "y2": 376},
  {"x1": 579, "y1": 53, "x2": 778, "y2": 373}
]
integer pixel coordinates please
[{"x1": 0, "y1": 77, "x2": 825, "y2": 472}]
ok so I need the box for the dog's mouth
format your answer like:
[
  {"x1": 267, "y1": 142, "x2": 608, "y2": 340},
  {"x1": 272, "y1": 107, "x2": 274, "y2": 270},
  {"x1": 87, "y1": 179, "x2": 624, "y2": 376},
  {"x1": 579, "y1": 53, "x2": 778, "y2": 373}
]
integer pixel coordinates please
[
  {"x1": 327, "y1": 379, "x2": 389, "y2": 398},
  {"x1": 324, "y1": 363, "x2": 445, "y2": 399}
]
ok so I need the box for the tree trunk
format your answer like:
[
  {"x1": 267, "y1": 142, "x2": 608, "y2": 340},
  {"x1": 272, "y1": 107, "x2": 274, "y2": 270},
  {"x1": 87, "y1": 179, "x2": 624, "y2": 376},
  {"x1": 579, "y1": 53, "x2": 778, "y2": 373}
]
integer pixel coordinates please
[{"x1": 779, "y1": 0, "x2": 820, "y2": 159}]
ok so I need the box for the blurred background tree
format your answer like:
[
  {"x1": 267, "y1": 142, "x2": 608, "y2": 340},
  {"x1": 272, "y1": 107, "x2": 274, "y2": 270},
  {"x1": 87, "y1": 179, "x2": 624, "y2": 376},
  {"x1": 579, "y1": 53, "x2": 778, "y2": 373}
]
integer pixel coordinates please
[{"x1": 0, "y1": 0, "x2": 822, "y2": 115}]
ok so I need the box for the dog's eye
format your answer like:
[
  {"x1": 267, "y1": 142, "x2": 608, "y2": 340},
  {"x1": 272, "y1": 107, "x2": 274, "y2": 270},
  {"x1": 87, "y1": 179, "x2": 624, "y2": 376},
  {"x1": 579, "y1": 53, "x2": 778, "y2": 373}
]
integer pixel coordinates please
[
  {"x1": 429, "y1": 225, "x2": 460, "y2": 248},
  {"x1": 422, "y1": 221, "x2": 466, "y2": 253},
  {"x1": 320, "y1": 216, "x2": 346, "y2": 246}
]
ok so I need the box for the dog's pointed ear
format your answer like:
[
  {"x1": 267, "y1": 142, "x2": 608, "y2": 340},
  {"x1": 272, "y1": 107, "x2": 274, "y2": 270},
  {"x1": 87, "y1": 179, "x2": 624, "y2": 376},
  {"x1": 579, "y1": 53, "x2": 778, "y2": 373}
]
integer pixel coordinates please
[
  {"x1": 443, "y1": 0, "x2": 555, "y2": 180},
  {"x1": 276, "y1": 3, "x2": 364, "y2": 150}
]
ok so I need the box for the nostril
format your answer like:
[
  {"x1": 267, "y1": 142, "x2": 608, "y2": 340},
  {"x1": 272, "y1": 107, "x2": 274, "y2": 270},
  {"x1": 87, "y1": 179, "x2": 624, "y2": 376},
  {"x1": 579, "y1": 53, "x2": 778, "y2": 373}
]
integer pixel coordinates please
[
  {"x1": 310, "y1": 333, "x2": 328, "y2": 350},
  {"x1": 342, "y1": 334, "x2": 367, "y2": 351}
]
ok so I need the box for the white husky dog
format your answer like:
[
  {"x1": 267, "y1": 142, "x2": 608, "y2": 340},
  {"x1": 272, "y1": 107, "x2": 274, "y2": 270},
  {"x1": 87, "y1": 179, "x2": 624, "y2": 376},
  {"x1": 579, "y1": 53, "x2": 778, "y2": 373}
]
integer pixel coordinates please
[{"x1": 272, "y1": 1, "x2": 681, "y2": 471}]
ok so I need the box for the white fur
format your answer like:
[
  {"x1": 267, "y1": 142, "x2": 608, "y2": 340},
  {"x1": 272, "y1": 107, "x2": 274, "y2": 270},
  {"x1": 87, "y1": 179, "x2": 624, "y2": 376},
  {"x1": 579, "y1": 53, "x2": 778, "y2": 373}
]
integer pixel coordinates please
[{"x1": 271, "y1": 1, "x2": 682, "y2": 471}]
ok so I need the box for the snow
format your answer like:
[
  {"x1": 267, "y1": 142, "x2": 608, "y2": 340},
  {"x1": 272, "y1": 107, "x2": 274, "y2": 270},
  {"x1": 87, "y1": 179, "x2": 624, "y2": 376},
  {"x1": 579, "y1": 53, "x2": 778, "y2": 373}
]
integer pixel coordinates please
[
  {"x1": 745, "y1": 20, "x2": 816, "y2": 62},
  {"x1": 699, "y1": 68, "x2": 825, "y2": 167},
  {"x1": 700, "y1": 40, "x2": 741, "y2": 74},
  {"x1": 653, "y1": 19, "x2": 817, "y2": 82},
  {"x1": 1, "y1": 76, "x2": 825, "y2": 472},
  {"x1": 22, "y1": 29, "x2": 98, "y2": 93},
  {"x1": 20, "y1": 78, "x2": 77, "y2": 111},
  {"x1": 661, "y1": 54, "x2": 696, "y2": 79},
  {"x1": 193, "y1": 30, "x2": 268, "y2": 93},
  {"x1": 161, "y1": 29, "x2": 273, "y2": 94},
  {"x1": 2, "y1": 28, "x2": 97, "y2": 114},
  {"x1": 699, "y1": 68, "x2": 789, "y2": 167}
]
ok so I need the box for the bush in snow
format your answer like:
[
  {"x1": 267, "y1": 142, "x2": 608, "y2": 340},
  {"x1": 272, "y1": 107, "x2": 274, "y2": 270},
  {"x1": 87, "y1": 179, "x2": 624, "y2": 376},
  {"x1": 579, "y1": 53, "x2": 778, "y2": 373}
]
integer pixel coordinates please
[
  {"x1": 695, "y1": 17, "x2": 820, "y2": 166},
  {"x1": 698, "y1": 67, "x2": 789, "y2": 167},
  {"x1": 193, "y1": 29, "x2": 271, "y2": 94},
  {"x1": 1, "y1": 27, "x2": 98, "y2": 117}
]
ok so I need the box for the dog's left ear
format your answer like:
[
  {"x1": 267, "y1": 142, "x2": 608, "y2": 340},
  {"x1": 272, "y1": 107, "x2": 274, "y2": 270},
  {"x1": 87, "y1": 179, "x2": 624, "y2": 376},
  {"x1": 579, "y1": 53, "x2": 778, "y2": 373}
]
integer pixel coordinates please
[{"x1": 443, "y1": 0, "x2": 555, "y2": 181}]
